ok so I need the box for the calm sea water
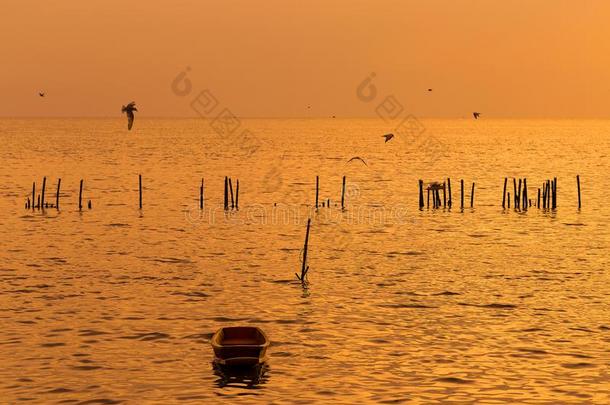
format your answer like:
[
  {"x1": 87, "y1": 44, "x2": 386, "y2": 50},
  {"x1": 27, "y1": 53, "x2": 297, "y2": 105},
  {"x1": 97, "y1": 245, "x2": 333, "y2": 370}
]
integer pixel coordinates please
[{"x1": 1, "y1": 118, "x2": 609, "y2": 404}]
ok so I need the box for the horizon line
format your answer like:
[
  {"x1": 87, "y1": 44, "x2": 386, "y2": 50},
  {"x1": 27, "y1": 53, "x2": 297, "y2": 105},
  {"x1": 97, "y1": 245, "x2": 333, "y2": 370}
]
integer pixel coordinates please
[{"x1": 2, "y1": 115, "x2": 610, "y2": 120}]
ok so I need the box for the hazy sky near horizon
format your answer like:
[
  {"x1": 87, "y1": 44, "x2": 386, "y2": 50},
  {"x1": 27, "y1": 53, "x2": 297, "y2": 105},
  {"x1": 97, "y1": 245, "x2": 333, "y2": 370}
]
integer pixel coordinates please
[{"x1": 2, "y1": 1, "x2": 609, "y2": 118}]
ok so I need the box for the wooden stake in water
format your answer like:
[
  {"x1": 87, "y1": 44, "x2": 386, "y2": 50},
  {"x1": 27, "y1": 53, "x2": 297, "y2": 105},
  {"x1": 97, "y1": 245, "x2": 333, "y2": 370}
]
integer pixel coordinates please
[
  {"x1": 577, "y1": 175, "x2": 581, "y2": 209},
  {"x1": 537, "y1": 188, "x2": 541, "y2": 208},
  {"x1": 296, "y1": 218, "x2": 311, "y2": 283},
  {"x1": 542, "y1": 182, "x2": 546, "y2": 209},
  {"x1": 460, "y1": 179, "x2": 464, "y2": 209},
  {"x1": 442, "y1": 182, "x2": 446, "y2": 207},
  {"x1": 552, "y1": 177, "x2": 557, "y2": 209},
  {"x1": 41, "y1": 177, "x2": 47, "y2": 209},
  {"x1": 56, "y1": 178, "x2": 61, "y2": 209},
  {"x1": 200, "y1": 178, "x2": 204, "y2": 210},
  {"x1": 517, "y1": 178, "x2": 522, "y2": 210},
  {"x1": 224, "y1": 176, "x2": 229, "y2": 210},
  {"x1": 470, "y1": 182, "x2": 475, "y2": 207},
  {"x1": 32, "y1": 182, "x2": 36, "y2": 211},
  {"x1": 502, "y1": 177, "x2": 507, "y2": 208},
  {"x1": 235, "y1": 179, "x2": 239, "y2": 210},
  {"x1": 523, "y1": 178, "x2": 528, "y2": 211},
  {"x1": 79, "y1": 179, "x2": 84, "y2": 211},
  {"x1": 507, "y1": 192, "x2": 511, "y2": 209},
  {"x1": 447, "y1": 178, "x2": 452, "y2": 208},
  {"x1": 418, "y1": 180, "x2": 424, "y2": 209},
  {"x1": 340, "y1": 176, "x2": 346, "y2": 210},
  {"x1": 513, "y1": 178, "x2": 518, "y2": 209},
  {"x1": 315, "y1": 176, "x2": 319, "y2": 209},
  {"x1": 229, "y1": 177, "x2": 235, "y2": 209},
  {"x1": 138, "y1": 174, "x2": 142, "y2": 209},
  {"x1": 427, "y1": 188, "x2": 430, "y2": 208}
]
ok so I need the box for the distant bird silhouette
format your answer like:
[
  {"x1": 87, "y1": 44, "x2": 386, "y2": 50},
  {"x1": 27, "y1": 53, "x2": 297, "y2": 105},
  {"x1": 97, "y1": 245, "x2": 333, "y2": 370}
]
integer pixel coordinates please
[
  {"x1": 39, "y1": 92, "x2": 45, "y2": 97},
  {"x1": 428, "y1": 88, "x2": 432, "y2": 92},
  {"x1": 122, "y1": 102, "x2": 137, "y2": 130},
  {"x1": 473, "y1": 112, "x2": 481, "y2": 119},
  {"x1": 347, "y1": 156, "x2": 368, "y2": 166},
  {"x1": 382, "y1": 133, "x2": 394, "y2": 143}
]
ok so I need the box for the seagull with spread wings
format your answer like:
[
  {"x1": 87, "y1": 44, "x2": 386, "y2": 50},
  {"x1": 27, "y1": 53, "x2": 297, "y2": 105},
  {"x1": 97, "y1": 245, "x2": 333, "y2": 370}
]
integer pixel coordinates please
[
  {"x1": 122, "y1": 102, "x2": 138, "y2": 130},
  {"x1": 473, "y1": 112, "x2": 481, "y2": 119},
  {"x1": 347, "y1": 156, "x2": 368, "y2": 166}
]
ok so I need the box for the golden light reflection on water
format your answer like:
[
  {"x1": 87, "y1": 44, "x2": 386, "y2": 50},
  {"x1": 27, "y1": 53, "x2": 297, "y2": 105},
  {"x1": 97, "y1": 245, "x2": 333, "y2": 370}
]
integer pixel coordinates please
[{"x1": 1, "y1": 118, "x2": 609, "y2": 403}]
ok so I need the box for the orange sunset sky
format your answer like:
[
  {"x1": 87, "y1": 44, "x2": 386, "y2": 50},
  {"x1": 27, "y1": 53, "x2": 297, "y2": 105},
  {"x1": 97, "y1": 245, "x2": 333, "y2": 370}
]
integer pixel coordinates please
[{"x1": 2, "y1": 0, "x2": 609, "y2": 118}]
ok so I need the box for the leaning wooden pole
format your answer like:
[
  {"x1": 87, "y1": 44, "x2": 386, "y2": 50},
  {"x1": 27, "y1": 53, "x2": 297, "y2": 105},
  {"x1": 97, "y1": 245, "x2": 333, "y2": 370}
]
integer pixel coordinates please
[
  {"x1": 56, "y1": 178, "x2": 61, "y2": 209},
  {"x1": 229, "y1": 178, "x2": 235, "y2": 209},
  {"x1": 577, "y1": 175, "x2": 581, "y2": 209},
  {"x1": 31, "y1": 182, "x2": 36, "y2": 211},
  {"x1": 298, "y1": 218, "x2": 312, "y2": 283},
  {"x1": 41, "y1": 177, "x2": 47, "y2": 209},
  {"x1": 447, "y1": 178, "x2": 452, "y2": 208},
  {"x1": 79, "y1": 179, "x2": 84, "y2": 211},
  {"x1": 502, "y1": 177, "x2": 507, "y2": 208},
  {"x1": 470, "y1": 182, "x2": 475, "y2": 207}
]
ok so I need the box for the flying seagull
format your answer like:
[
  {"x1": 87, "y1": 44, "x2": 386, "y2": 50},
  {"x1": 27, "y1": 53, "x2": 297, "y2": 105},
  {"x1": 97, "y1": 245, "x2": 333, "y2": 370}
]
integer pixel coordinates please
[
  {"x1": 473, "y1": 112, "x2": 481, "y2": 119},
  {"x1": 122, "y1": 102, "x2": 137, "y2": 130},
  {"x1": 39, "y1": 92, "x2": 45, "y2": 97},
  {"x1": 382, "y1": 133, "x2": 394, "y2": 143},
  {"x1": 347, "y1": 156, "x2": 368, "y2": 166},
  {"x1": 428, "y1": 88, "x2": 432, "y2": 92}
]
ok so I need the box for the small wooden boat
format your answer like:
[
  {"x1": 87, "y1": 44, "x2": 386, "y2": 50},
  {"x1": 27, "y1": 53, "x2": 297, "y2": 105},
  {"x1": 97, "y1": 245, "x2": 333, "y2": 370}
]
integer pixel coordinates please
[{"x1": 211, "y1": 326, "x2": 269, "y2": 366}]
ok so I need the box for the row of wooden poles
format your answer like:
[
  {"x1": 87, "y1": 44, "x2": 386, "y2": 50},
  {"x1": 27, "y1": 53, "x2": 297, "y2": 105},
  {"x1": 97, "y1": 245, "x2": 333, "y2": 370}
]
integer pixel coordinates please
[
  {"x1": 417, "y1": 175, "x2": 582, "y2": 211},
  {"x1": 418, "y1": 178, "x2": 475, "y2": 209},
  {"x1": 501, "y1": 177, "x2": 551, "y2": 210},
  {"x1": 501, "y1": 175, "x2": 582, "y2": 210},
  {"x1": 26, "y1": 177, "x2": 91, "y2": 210},
  {"x1": 27, "y1": 174, "x2": 240, "y2": 212},
  {"x1": 27, "y1": 174, "x2": 582, "y2": 212},
  {"x1": 314, "y1": 175, "x2": 348, "y2": 210}
]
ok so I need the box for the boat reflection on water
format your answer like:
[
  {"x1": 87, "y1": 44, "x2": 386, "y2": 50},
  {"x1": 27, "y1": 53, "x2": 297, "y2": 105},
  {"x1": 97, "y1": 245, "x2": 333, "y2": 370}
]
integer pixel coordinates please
[{"x1": 212, "y1": 361, "x2": 270, "y2": 389}]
